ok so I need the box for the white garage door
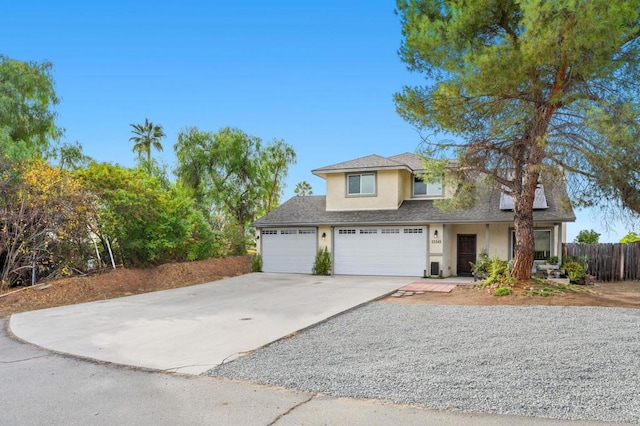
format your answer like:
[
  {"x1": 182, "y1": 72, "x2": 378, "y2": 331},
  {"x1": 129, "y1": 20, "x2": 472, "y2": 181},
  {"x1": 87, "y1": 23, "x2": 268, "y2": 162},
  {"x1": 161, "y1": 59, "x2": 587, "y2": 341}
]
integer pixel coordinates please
[
  {"x1": 334, "y1": 227, "x2": 427, "y2": 276},
  {"x1": 261, "y1": 228, "x2": 317, "y2": 274}
]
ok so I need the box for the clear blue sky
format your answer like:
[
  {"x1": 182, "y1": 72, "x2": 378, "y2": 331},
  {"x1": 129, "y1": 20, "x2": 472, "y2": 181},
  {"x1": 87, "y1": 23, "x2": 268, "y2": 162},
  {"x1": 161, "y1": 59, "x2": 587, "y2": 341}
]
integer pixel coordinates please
[{"x1": 2, "y1": 0, "x2": 630, "y2": 242}]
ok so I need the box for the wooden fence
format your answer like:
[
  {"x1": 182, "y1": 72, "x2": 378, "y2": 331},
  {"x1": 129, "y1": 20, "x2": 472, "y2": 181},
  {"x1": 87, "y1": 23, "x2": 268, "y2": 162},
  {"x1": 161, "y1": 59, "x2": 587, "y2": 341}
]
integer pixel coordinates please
[{"x1": 562, "y1": 242, "x2": 640, "y2": 282}]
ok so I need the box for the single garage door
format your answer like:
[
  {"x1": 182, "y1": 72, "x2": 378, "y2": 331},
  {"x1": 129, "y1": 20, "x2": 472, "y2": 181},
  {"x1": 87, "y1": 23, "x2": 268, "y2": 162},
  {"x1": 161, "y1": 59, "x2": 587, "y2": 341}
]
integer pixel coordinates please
[
  {"x1": 334, "y1": 226, "x2": 427, "y2": 276},
  {"x1": 261, "y1": 228, "x2": 317, "y2": 273}
]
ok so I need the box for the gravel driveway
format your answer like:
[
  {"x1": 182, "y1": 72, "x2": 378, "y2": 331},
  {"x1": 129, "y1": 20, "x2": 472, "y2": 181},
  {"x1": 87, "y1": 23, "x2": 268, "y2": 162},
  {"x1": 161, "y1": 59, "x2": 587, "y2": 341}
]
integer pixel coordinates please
[{"x1": 207, "y1": 303, "x2": 640, "y2": 423}]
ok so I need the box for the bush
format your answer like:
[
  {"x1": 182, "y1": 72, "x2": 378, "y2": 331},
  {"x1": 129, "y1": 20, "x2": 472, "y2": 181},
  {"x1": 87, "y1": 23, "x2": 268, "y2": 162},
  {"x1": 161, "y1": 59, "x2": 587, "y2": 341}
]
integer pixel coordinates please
[
  {"x1": 312, "y1": 247, "x2": 331, "y2": 275},
  {"x1": 251, "y1": 254, "x2": 263, "y2": 272},
  {"x1": 563, "y1": 261, "x2": 586, "y2": 284},
  {"x1": 484, "y1": 256, "x2": 513, "y2": 287},
  {"x1": 470, "y1": 251, "x2": 491, "y2": 279},
  {"x1": 493, "y1": 287, "x2": 513, "y2": 296}
]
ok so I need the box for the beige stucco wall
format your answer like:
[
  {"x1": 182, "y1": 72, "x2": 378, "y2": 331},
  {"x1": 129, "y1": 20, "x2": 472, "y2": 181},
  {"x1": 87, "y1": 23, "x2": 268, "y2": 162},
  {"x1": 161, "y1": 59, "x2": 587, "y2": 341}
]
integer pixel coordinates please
[
  {"x1": 442, "y1": 222, "x2": 566, "y2": 275},
  {"x1": 255, "y1": 230, "x2": 262, "y2": 255},
  {"x1": 325, "y1": 170, "x2": 402, "y2": 211},
  {"x1": 399, "y1": 170, "x2": 412, "y2": 201},
  {"x1": 444, "y1": 224, "x2": 511, "y2": 275},
  {"x1": 318, "y1": 225, "x2": 332, "y2": 251}
]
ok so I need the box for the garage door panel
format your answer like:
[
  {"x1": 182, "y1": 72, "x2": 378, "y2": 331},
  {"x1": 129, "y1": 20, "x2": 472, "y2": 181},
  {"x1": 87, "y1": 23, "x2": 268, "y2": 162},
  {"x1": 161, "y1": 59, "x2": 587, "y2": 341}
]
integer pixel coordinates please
[
  {"x1": 261, "y1": 229, "x2": 316, "y2": 274},
  {"x1": 334, "y1": 227, "x2": 426, "y2": 276}
]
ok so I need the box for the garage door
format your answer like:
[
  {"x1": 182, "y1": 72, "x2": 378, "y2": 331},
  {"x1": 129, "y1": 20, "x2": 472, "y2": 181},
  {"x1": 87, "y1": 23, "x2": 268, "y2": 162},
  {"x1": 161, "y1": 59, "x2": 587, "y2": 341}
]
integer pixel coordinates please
[
  {"x1": 261, "y1": 228, "x2": 317, "y2": 273},
  {"x1": 334, "y1": 227, "x2": 427, "y2": 276}
]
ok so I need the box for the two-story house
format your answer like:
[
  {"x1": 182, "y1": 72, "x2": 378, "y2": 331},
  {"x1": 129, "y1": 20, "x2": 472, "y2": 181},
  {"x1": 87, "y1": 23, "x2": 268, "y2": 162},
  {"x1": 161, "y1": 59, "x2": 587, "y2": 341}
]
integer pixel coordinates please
[{"x1": 252, "y1": 153, "x2": 575, "y2": 277}]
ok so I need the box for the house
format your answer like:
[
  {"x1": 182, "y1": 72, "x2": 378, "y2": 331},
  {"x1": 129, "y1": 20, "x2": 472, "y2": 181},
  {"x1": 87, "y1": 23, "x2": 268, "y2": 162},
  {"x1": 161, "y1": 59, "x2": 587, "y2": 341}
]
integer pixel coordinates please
[{"x1": 252, "y1": 153, "x2": 575, "y2": 277}]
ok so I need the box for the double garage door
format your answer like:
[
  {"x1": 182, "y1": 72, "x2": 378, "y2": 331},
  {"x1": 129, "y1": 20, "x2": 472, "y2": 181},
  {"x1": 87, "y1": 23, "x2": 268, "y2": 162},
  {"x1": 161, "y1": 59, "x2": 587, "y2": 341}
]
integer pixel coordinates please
[
  {"x1": 334, "y1": 226, "x2": 427, "y2": 276},
  {"x1": 261, "y1": 226, "x2": 427, "y2": 276}
]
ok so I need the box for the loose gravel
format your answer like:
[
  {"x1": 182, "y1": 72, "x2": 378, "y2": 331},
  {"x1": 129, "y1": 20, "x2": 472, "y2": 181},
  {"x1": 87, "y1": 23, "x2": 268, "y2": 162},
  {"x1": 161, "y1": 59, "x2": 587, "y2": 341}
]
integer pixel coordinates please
[{"x1": 207, "y1": 303, "x2": 640, "y2": 423}]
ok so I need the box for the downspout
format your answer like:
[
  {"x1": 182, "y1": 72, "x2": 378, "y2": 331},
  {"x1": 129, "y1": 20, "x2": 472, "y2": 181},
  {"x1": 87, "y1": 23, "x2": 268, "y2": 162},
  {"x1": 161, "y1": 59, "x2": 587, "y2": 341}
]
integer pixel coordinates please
[
  {"x1": 485, "y1": 224, "x2": 490, "y2": 254},
  {"x1": 425, "y1": 225, "x2": 430, "y2": 278},
  {"x1": 442, "y1": 224, "x2": 446, "y2": 277},
  {"x1": 556, "y1": 223, "x2": 562, "y2": 260},
  {"x1": 330, "y1": 226, "x2": 335, "y2": 276}
]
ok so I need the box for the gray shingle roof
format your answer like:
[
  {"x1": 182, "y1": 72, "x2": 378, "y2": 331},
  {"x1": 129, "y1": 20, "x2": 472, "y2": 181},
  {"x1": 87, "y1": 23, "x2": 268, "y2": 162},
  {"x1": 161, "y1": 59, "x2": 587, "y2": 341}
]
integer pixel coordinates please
[
  {"x1": 387, "y1": 152, "x2": 426, "y2": 171},
  {"x1": 252, "y1": 181, "x2": 576, "y2": 228},
  {"x1": 311, "y1": 154, "x2": 409, "y2": 175}
]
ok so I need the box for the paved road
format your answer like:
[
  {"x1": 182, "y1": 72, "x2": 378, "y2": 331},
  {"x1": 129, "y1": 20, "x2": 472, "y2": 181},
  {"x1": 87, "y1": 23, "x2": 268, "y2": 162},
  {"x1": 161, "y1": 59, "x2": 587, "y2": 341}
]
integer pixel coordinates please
[
  {"x1": 1, "y1": 319, "x2": 607, "y2": 426},
  {"x1": 9, "y1": 273, "x2": 412, "y2": 374}
]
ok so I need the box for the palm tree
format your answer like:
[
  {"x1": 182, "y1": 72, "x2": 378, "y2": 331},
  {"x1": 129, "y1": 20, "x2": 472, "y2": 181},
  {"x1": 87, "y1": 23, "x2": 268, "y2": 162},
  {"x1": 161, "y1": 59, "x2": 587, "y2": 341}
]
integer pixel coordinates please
[
  {"x1": 129, "y1": 118, "x2": 166, "y2": 169},
  {"x1": 294, "y1": 181, "x2": 313, "y2": 196}
]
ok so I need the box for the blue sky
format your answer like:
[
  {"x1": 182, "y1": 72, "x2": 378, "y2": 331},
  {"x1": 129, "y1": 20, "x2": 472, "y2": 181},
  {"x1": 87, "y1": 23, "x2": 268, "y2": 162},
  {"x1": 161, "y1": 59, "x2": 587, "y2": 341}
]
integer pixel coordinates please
[{"x1": 2, "y1": 0, "x2": 630, "y2": 242}]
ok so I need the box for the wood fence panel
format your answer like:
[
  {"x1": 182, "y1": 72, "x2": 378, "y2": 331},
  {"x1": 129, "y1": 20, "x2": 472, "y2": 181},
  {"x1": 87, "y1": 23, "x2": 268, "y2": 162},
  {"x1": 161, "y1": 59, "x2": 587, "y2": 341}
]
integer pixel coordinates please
[
  {"x1": 562, "y1": 242, "x2": 640, "y2": 282},
  {"x1": 625, "y1": 243, "x2": 640, "y2": 281}
]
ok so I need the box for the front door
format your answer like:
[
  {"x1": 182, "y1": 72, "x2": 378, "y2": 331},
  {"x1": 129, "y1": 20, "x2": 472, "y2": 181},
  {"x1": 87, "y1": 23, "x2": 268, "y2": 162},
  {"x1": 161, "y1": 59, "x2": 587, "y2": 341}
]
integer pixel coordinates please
[{"x1": 457, "y1": 234, "x2": 477, "y2": 276}]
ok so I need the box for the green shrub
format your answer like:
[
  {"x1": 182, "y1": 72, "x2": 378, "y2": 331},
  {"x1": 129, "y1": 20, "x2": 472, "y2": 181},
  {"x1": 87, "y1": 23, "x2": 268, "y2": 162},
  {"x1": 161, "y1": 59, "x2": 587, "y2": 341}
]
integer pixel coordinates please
[
  {"x1": 251, "y1": 254, "x2": 263, "y2": 272},
  {"x1": 470, "y1": 251, "x2": 491, "y2": 279},
  {"x1": 484, "y1": 255, "x2": 513, "y2": 287},
  {"x1": 563, "y1": 261, "x2": 586, "y2": 284},
  {"x1": 493, "y1": 287, "x2": 513, "y2": 296},
  {"x1": 312, "y1": 247, "x2": 332, "y2": 275}
]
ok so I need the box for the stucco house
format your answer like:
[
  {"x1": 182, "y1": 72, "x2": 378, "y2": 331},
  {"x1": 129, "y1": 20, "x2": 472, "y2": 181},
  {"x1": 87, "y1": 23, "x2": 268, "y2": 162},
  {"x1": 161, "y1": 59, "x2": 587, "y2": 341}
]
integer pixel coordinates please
[{"x1": 253, "y1": 153, "x2": 575, "y2": 277}]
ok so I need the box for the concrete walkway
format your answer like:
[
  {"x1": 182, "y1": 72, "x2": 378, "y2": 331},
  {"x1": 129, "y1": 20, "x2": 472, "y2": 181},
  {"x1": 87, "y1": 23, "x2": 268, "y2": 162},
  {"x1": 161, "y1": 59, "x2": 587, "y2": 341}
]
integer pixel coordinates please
[{"x1": 9, "y1": 273, "x2": 411, "y2": 374}]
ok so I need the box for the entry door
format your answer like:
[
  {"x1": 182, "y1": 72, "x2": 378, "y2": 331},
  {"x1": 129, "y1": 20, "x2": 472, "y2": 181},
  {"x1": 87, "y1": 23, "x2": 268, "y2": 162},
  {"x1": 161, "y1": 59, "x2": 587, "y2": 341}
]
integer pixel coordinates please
[{"x1": 457, "y1": 235, "x2": 477, "y2": 276}]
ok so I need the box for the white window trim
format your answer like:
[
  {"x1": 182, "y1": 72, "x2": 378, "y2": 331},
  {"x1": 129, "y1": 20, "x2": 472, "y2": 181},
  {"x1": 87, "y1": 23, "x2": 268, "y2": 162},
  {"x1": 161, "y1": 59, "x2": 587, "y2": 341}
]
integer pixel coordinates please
[
  {"x1": 412, "y1": 175, "x2": 443, "y2": 198},
  {"x1": 346, "y1": 172, "x2": 376, "y2": 197}
]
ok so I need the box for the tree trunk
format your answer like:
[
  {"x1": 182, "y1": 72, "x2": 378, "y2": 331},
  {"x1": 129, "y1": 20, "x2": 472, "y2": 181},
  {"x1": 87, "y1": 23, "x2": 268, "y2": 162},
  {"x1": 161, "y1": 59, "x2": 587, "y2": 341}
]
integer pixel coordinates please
[
  {"x1": 511, "y1": 171, "x2": 539, "y2": 281},
  {"x1": 511, "y1": 207, "x2": 535, "y2": 280}
]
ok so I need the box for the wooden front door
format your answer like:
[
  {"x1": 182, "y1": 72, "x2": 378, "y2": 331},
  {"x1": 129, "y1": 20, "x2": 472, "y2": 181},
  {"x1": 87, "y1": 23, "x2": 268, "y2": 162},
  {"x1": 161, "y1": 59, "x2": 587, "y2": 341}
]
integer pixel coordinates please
[{"x1": 457, "y1": 235, "x2": 477, "y2": 276}]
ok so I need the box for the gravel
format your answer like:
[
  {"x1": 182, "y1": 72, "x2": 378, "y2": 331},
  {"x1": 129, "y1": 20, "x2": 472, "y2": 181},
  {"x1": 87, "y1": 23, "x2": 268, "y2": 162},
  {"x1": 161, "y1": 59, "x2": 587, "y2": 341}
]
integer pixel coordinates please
[{"x1": 206, "y1": 303, "x2": 640, "y2": 423}]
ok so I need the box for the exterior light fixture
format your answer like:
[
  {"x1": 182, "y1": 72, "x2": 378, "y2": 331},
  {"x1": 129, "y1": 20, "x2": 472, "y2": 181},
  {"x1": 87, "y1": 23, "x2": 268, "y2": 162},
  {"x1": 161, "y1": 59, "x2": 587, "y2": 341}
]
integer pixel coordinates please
[
  {"x1": 433, "y1": 230, "x2": 438, "y2": 238},
  {"x1": 321, "y1": 232, "x2": 327, "y2": 241},
  {"x1": 255, "y1": 235, "x2": 260, "y2": 240}
]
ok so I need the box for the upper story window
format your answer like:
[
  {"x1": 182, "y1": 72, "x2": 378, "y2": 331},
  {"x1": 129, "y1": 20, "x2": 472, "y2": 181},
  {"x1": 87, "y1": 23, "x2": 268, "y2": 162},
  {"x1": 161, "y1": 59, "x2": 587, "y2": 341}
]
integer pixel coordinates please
[
  {"x1": 413, "y1": 176, "x2": 443, "y2": 197},
  {"x1": 347, "y1": 173, "x2": 375, "y2": 196}
]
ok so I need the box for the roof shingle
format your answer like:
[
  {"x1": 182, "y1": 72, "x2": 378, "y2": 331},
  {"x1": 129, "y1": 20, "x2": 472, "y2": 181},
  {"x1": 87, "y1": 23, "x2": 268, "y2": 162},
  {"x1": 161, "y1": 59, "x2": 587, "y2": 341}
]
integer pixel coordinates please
[{"x1": 253, "y1": 180, "x2": 575, "y2": 227}]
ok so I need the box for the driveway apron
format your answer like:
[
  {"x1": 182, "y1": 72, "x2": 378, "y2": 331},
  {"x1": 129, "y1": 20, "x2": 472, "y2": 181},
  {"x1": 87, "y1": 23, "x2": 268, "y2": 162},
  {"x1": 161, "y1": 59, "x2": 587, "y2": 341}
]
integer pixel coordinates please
[{"x1": 9, "y1": 273, "x2": 409, "y2": 374}]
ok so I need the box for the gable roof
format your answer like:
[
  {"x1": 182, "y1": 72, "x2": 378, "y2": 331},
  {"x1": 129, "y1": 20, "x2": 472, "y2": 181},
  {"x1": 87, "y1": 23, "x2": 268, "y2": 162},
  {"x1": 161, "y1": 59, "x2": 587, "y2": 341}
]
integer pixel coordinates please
[
  {"x1": 253, "y1": 180, "x2": 575, "y2": 228},
  {"x1": 387, "y1": 152, "x2": 426, "y2": 171},
  {"x1": 312, "y1": 153, "x2": 413, "y2": 176}
]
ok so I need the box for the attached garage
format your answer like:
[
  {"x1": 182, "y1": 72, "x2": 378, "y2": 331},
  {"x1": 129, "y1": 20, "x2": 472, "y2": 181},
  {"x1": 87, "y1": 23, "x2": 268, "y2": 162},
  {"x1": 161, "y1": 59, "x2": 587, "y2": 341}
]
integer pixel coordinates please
[
  {"x1": 334, "y1": 226, "x2": 427, "y2": 276},
  {"x1": 261, "y1": 228, "x2": 317, "y2": 274}
]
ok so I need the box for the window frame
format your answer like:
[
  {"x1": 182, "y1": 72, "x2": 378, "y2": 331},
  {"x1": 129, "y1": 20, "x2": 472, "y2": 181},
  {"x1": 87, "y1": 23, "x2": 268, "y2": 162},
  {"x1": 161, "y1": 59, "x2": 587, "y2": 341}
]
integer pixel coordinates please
[
  {"x1": 346, "y1": 172, "x2": 376, "y2": 197},
  {"x1": 509, "y1": 228, "x2": 554, "y2": 261},
  {"x1": 412, "y1": 175, "x2": 443, "y2": 198}
]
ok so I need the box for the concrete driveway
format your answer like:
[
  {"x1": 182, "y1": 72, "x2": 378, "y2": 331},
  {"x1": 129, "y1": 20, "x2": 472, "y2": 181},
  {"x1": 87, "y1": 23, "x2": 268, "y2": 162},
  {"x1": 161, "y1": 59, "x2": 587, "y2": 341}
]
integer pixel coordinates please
[{"x1": 9, "y1": 273, "x2": 410, "y2": 374}]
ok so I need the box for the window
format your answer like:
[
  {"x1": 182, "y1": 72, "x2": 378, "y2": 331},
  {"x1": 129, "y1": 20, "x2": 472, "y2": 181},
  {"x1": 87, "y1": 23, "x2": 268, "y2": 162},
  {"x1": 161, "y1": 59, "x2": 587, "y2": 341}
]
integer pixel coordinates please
[
  {"x1": 413, "y1": 176, "x2": 443, "y2": 197},
  {"x1": 347, "y1": 173, "x2": 375, "y2": 195},
  {"x1": 359, "y1": 228, "x2": 378, "y2": 234},
  {"x1": 511, "y1": 229, "x2": 552, "y2": 261},
  {"x1": 263, "y1": 230, "x2": 278, "y2": 235},
  {"x1": 298, "y1": 229, "x2": 316, "y2": 234},
  {"x1": 280, "y1": 229, "x2": 297, "y2": 235},
  {"x1": 338, "y1": 229, "x2": 356, "y2": 235},
  {"x1": 404, "y1": 228, "x2": 423, "y2": 234},
  {"x1": 381, "y1": 228, "x2": 400, "y2": 234}
]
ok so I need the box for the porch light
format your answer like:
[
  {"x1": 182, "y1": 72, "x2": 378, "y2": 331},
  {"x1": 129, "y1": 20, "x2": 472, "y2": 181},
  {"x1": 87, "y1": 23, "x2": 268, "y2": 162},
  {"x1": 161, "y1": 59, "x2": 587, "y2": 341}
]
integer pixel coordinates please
[
  {"x1": 321, "y1": 232, "x2": 327, "y2": 241},
  {"x1": 433, "y1": 230, "x2": 438, "y2": 238}
]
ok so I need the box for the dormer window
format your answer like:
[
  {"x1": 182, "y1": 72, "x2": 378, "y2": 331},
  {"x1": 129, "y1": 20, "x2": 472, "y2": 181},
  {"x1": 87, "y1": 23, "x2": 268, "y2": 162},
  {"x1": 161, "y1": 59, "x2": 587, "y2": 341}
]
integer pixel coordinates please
[
  {"x1": 347, "y1": 173, "x2": 375, "y2": 196},
  {"x1": 413, "y1": 176, "x2": 443, "y2": 197}
]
